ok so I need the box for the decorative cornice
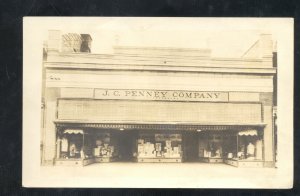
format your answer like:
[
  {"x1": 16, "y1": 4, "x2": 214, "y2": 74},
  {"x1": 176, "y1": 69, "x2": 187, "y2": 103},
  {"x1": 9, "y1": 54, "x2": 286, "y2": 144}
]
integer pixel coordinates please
[{"x1": 45, "y1": 62, "x2": 276, "y2": 75}]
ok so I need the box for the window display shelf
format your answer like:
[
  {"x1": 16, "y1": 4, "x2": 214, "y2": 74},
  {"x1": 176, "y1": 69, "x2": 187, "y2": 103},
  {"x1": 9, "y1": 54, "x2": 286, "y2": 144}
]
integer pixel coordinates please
[
  {"x1": 55, "y1": 157, "x2": 95, "y2": 166},
  {"x1": 199, "y1": 157, "x2": 224, "y2": 163},
  {"x1": 137, "y1": 157, "x2": 182, "y2": 163},
  {"x1": 94, "y1": 156, "x2": 118, "y2": 163},
  {"x1": 55, "y1": 155, "x2": 119, "y2": 165},
  {"x1": 224, "y1": 159, "x2": 263, "y2": 167}
]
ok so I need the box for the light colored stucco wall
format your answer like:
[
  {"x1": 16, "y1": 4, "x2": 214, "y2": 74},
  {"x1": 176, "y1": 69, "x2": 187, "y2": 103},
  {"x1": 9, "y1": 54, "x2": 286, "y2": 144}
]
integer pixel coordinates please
[{"x1": 45, "y1": 70, "x2": 274, "y2": 93}]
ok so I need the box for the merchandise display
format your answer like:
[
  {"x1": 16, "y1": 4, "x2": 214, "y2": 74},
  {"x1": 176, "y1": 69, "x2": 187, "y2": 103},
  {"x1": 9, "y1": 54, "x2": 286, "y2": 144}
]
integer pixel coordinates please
[
  {"x1": 58, "y1": 133, "x2": 84, "y2": 159},
  {"x1": 56, "y1": 130, "x2": 119, "y2": 165},
  {"x1": 236, "y1": 137, "x2": 263, "y2": 161},
  {"x1": 211, "y1": 133, "x2": 265, "y2": 167},
  {"x1": 93, "y1": 145, "x2": 116, "y2": 157},
  {"x1": 199, "y1": 133, "x2": 230, "y2": 163},
  {"x1": 93, "y1": 133, "x2": 118, "y2": 159},
  {"x1": 199, "y1": 134, "x2": 223, "y2": 159},
  {"x1": 137, "y1": 133, "x2": 182, "y2": 159}
]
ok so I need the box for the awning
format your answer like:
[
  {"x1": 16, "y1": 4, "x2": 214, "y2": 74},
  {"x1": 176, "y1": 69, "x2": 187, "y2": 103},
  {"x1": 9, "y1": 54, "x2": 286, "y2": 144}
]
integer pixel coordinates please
[
  {"x1": 64, "y1": 129, "x2": 84, "y2": 134},
  {"x1": 238, "y1": 129, "x2": 257, "y2": 136},
  {"x1": 55, "y1": 120, "x2": 265, "y2": 131}
]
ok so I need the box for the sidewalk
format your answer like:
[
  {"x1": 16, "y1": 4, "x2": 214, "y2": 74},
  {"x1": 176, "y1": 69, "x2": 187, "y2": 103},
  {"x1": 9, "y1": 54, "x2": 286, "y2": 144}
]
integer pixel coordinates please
[{"x1": 37, "y1": 162, "x2": 278, "y2": 188}]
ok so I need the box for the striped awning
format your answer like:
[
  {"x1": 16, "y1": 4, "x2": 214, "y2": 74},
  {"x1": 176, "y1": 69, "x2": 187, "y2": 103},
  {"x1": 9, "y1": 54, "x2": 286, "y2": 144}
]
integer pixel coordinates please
[
  {"x1": 238, "y1": 129, "x2": 257, "y2": 136},
  {"x1": 64, "y1": 129, "x2": 84, "y2": 134}
]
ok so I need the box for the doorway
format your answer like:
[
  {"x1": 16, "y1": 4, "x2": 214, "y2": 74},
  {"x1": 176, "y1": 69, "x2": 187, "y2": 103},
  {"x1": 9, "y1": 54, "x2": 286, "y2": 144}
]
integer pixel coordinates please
[
  {"x1": 117, "y1": 130, "x2": 137, "y2": 162},
  {"x1": 184, "y1": 132, "x2": 199, "y2": 162}
]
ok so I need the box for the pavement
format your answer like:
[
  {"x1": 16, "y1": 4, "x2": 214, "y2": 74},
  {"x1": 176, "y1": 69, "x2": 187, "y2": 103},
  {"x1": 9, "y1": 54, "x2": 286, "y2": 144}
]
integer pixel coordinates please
[{"x1": 31, "y1": 162, "x2": 285, "y2": 188}]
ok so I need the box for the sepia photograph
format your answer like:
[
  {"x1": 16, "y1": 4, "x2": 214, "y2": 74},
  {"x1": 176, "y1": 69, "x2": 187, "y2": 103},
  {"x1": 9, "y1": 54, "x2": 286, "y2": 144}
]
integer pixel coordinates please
[{"x1": 23, "y1": 17, "x2": 293, "y2": 188}]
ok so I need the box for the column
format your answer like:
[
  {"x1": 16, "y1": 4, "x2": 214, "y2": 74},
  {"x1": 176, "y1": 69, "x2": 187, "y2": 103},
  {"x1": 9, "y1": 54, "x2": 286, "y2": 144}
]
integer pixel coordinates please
[{"x1": 263, "y1": 105, "x2": 275, "y2": 167}]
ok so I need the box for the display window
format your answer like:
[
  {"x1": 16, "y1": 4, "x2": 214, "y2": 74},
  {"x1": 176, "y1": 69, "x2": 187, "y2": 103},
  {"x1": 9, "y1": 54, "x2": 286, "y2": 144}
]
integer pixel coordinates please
[
  {"x1": 58, "y1": 129, "x2": 84, "y2": 159},
  {"x1": 237, "y1": 132, "x2": 263, "y2": 161},
  {"x1": 199, "y1": 130, "x2": 263, "y2": 164},
  {"x1": 93, "y1": 132, "x2": 119, "y2": 159},
  {"x1": 137, "y1": 133, "x2": 182, "y2": 159},
  {"x1": 56, "y1": 128, "x2": 120, "y2": 164},
  {"x1": 221, "y1": 129, "x2": 264, "y2": 167},
  {"x1": 207, "y1": 134, "x2": 223, "y2": 158},
  {"x1": 199, "y1": 133, "x2": 223, "y2": 159}
]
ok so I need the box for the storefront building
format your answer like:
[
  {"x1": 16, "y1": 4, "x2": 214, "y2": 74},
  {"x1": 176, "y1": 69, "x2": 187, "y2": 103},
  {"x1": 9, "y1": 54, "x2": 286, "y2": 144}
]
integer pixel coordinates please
[{"x1": 41, "y1": 30, "x2": 277, "y2": 167}]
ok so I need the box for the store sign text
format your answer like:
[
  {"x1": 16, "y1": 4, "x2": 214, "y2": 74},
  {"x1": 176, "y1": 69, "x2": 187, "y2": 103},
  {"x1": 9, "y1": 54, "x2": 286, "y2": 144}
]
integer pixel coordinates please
[{"x1": 94, "y1": 89, "x2": 228, "y2": 102}]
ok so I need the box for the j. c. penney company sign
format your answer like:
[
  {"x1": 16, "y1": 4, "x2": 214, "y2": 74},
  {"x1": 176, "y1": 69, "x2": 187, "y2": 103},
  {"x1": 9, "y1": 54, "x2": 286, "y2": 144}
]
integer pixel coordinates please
[{"x1": 94, "y1": 89, "x2": 228, "y2": 102}]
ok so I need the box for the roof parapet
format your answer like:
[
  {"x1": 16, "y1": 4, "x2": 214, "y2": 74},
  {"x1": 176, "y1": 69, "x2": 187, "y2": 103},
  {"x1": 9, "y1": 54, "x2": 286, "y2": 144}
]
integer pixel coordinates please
[{"x1": 242, "y1": 34, "x2": 273, "y2": 67}]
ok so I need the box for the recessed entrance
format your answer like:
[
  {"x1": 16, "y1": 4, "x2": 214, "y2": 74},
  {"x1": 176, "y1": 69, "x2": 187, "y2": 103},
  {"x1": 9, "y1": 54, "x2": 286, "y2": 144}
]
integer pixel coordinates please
[
  {"x1": 183, "y1": 132, "x2": 199, "y2": 162},
  {"x1": 116, "y1": 130, "x2": 137, "y2": 162}
]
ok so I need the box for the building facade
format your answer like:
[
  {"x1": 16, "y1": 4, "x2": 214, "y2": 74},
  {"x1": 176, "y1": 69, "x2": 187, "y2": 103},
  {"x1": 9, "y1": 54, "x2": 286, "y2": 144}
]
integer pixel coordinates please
[{"x1": 41, "y1": 30, "x2": 277, "y2": 167}]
